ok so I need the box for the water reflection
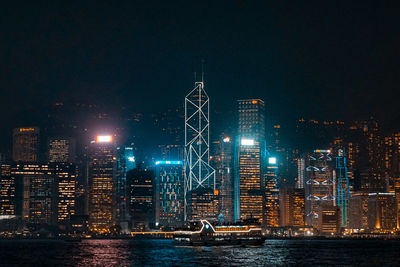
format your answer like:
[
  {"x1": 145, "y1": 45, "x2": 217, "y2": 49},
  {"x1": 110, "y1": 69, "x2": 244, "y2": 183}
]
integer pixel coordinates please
[
  {"x1": 72, "y1": 240, "x2": 130, "y2": 266},
  {"x1": 1, "y1": 239, "x2": 400, "y2": 266}
]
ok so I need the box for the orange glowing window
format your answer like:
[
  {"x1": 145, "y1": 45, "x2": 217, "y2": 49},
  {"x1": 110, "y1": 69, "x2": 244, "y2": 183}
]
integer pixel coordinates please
[{"x1": 252, "y1": 100, "x2": 257, "y2": 104}]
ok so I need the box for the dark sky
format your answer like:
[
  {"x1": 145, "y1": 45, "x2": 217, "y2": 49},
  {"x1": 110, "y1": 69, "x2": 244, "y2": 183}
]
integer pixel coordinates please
[{"x1": 1, "y1": 1, "x2": 400, "y2": 130}]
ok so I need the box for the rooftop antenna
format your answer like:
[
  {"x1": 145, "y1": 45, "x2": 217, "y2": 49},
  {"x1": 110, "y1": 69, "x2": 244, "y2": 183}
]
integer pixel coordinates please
[{"x1": 201, "y1": 59, "x2": 205, "y2": 83}]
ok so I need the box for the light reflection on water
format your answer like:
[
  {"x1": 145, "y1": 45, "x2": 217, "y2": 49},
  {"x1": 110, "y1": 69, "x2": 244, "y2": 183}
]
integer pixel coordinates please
[{"x1": 0, "y1": 239, "x2": 400, "y2": 266}]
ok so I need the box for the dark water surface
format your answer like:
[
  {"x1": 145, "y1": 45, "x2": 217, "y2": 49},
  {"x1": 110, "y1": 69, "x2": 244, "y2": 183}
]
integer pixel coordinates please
[{"x1": 0, "y1": 239, "x2": 399, "y2": 266}]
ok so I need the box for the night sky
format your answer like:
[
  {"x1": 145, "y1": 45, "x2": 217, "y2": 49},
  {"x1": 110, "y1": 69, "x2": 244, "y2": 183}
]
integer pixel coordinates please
[{"x1": 1, "y1": 1, "x2": 400, "y2": 135}]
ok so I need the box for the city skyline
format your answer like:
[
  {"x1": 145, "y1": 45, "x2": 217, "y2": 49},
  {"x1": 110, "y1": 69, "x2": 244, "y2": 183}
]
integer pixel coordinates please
[{"x1": 1, "y1": 2, "x2": 400, "y2": 265}]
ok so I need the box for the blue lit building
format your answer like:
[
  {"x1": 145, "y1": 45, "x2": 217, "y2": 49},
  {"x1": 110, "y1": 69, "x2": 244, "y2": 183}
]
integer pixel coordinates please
[
  {"x1": 335, "y1": 148, "x2": 350, "y2": 227},
  {"x1": 155, "y1": 161, "x2": 184, "y2": 229}
]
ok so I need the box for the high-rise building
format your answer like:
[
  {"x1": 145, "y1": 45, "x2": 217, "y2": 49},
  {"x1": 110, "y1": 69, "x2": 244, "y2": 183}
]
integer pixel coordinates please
[
  {"x1": 184, "y1": 81, "x2": 215, "y2": 221},
  {"x1": 211, "y1": 136, "x2": 234, "y2": 223},
  {"x1": 318, "y1": 207, "x2": 340, "y2": 236},
  {"x1": 54, "y1": 163, "x2": 77, "y2": 225},
  {"x1": 115, "y1": 146, "x2": 136, "y2": 226},
  {"x1": 127, "y1": 167, "x2": 154, "y2": 230},
  {"x1": 154, "y1": 160, "x2": 184, "y2": 229},
  {"x1": 12, "y1": 127, "x2": 40, "y2": 162},
  {"x1": 0, "y1": 164, "x2": 23, "y2": 218},
  {"x1": 279, "y1": 187, "x2": 305, "y2": 227},
  {"x1": 0, "y1": 163, "x2": 77, "y2": 226},
  {"x1": 265, "y1": 156, "x2": 279, "y2": 227},
  {"x1": 304, "y1": 149, "x2": 335, "y2": 231},
  {"x1": 48, "y1": 137, "x2": 76, "y2": 163},
  {"x1": 88, "y1": 135, "x2": 116, "y2": 234},
  {"x1": 348, "y1": 192, "x2": 369, "y2": 230},
  {"x1": 367, "y1": 192, "x2": 397, "y2": 231},
  {"x1": 235, "y1": 99, "x2": 266, "y2": 223}
]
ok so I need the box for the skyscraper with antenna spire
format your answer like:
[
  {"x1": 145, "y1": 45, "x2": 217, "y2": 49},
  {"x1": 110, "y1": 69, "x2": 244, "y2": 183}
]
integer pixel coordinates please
[{"x1": 184, "y1": 76, "x2": 216, "y2": 221}]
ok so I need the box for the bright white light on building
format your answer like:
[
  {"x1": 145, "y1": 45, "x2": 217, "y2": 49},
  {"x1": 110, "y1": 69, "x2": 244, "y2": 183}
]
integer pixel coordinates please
[
  {"x1": 96, "y1": 135, "x2": 112, "y2": 143},
  {"x1": 128, "y1": 156, "x2": 135, "y2": 162},
  {"x1": 241, "y1": 138, "x2": 254, "y2": 146},
  {"x1": 268, "y1": 157, "x2": 277, "y2": 164},
  {"x1": 155, "y1": 160, "x2": 183, "y2": 165},
  {"x1": 223, "y1": 137, "x2": 231, "y2": 143}
]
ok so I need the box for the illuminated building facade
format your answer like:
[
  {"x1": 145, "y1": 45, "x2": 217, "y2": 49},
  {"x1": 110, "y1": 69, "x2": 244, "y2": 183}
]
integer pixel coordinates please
[
  {"x1": 54, "y1": 163, "x2": 77, "y2": 225},
  {"x1": 265, "y1": 157, "x2": 279, "y2": 227},
  {"x1": 0, "y1": 164, "x2": 22, "y2": 217},
  {"x1": 189, "y1": 188, "x2": 219, "y2": 221},
  {"x1": 211, "y1": 136, "x2": 234, "y2": 223},
  {"x1": 318, "y1": 207, "x2": 340, "y2": 236},
  {"x1": 279, "y1": 187, "x2": 305, "y2": 227},
  {"x1": 155, "y1": 161, "x2": 184, "y2": 228},
  {"x1": 48, "y1": 137, "x2": 76, "y2": 163},
  {"x1": 335, "y1": 148, "x2": 350, "y2": 227},
  {"x1": 235, "y1": 99, "x2": 266, "y2": 223},
  {"x1": 184, "y1": 81, "x2": 215, "y2": 220},
  {"x1": 348, "y1": 192, "x2": 369, "y2": 230},
  {"x1": 367, "y1": 193, "x2": 397, "y2": 230},
  {"x1": 12, "y1": 127, "x2": 40, "y2": 162},
  {"x1": 304, "y1": 149, "x2": 335, "y2": 230},
  {"x1": 127, "y1": 168, "x2": 154, "y2": 230},
  {"x1": 88, "y1": 135, "x2": 116, "y2": 233},
  {"x1": 384, "y1": 133, "x2": 400, "y2": 226}
]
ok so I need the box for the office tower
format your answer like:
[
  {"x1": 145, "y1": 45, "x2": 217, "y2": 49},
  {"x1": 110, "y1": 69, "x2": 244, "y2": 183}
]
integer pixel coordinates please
[
  {"x1": 48, "y1": 137, "x2": 76, "y2": 163},
  {"x1": 0, "y1": 163, "x2": 77, "y2": 226},
  {"x1": 384, "y1": 132, "x2": 400, "y2": 228},
  {"x1": 279, "y1": 187, "x2": 305, "y2": 227},
  {"x1": 54, "y1": 163, "x2": 77, "y2": 225},
  {"x1": 296, "y1": 158, "x2": 305, "y2": 189},
  {"x1": 292, "y1": 189, "x2": 305, "y2": 226},
  {"x1": 154, "y1": 161, "x2": 184, "y2": 229},
  {"x1": 235, "y1": 99, "x2": 266, "y2": 223},
  {"x1": 304, "y1": 149, "x2": 335, "y2": 230},
  {"x1": 265, "y1": 156, "x2": 279, "y2": 227},
  {"x1": 212, "y1": 136, "x2": 234, "y2": 223},
  {"x1": 335, "y1": 148, "x2": 350, "y2": 227},
  {"x1": 318, "y1": 207, "x2": 340, "y2": 236},
  {"x1": 88, "y1": 135, "x2": 116, "y2": 234},
  {"x1": 158, "y1": 145, "x2": 184, "y2": 161},
  {"x1": 127, "y1": 167, "x2": 154, "y2": 230},
  {"x1": 347, "y1": 119, "x2": 385, "y2": 192},
  {"x1": 115, "y1": 146, "x2": 136, "y2": 227},
  {"x1": 367, "y1": 193, "x2": 397, "y2": 230},
  {"x1": 0, "y1": 164, "x2": 23, "y2": 217},
  {"x1": 189, "y1": 188, "x2": 219, "y2": 221},
  {"x1": 348, "y1": 192, "x2": 369, "y2": 229},
  {"x1": 184, "y1": 81, "x2": 215, "y2": 220},
  {"x1": 12, "y1": 127, "x2": 40, "y2": 162}
]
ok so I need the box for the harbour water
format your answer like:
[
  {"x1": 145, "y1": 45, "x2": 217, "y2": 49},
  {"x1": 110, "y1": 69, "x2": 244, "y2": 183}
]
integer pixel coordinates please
[{"x1": 0, "y1": 239, "x2": 399, "y2": 266}]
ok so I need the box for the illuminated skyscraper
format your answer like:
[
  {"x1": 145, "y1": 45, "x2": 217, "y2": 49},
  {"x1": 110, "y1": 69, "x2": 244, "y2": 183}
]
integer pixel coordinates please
[
  {"x1": 184, "y1": 81, "x2": 215, "y2": 220},
  {"x1": 88, "y1": 135, "x2": 116, "y2": 234},
  {"x1": 12, "y1": 127, "x2": 40, "y2": 162},
  {"x1": 54, "y1": 163, "x2": 77, "y2": 225},
  {"x1": 155, "y1": 161, "x2": 184, "y2": 228},
  {"x1": 127, "y1": 167, "x2": 154, "y2": 230},
  {"x1": 48, "y1": 137, "x2": 76, "y2": 163},
  {"x1": 335, "y1": 148, "x2": 350, "y2": 227},
  {"x1": 304, "y1": 149, "x2": 335, "y2": 230},
  {"x1": 212, "y1": 136, "x2": 234, "y2": 223},
  {"x1": 265, "y1": 156, "x2": 279, "y2": 227},
  {"x1": 235, "y1": 99, "x2": 266, "y2": 223}
]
